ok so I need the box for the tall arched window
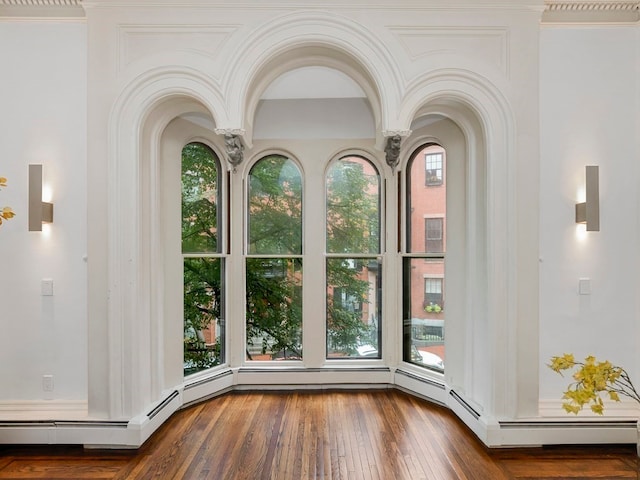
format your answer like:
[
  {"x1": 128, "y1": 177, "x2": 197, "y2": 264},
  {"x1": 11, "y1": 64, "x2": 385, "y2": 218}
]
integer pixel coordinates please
[
  {"x1": 182, "y1": 142, "x2": 225, "y2": 376},
  {"x1": 403, "y1": 144, "x2": 446, "y2": 372},
  {"x1": 246, "y1": 154, "x2": 303, "y2": 361},
  {"x1": 325, "y1": 155, "x2": 381, "y2": 359}
]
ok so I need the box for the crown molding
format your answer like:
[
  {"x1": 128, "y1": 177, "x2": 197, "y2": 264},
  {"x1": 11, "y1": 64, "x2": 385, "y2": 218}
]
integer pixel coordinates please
[
  {"x1": 0, "y1": 0, "x2": 84, "y2": 17},
  {"x1": 1, "y1": 0, "x2": 81, "y2": 4},
  {"x1": 2, "y1": 0, "x2": 637, "y2": 23},
  {"x1": 543, "y1": 1, "x2": 640, "y2": 23}
]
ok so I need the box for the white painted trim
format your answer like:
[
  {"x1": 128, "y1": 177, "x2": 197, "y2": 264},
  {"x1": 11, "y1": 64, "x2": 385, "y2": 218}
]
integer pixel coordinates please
[
  {"x1": 542, "y1": 0, "x2": 640, "y2": 22},
  {"x1": 1, "y1": 374, "x2": 638, "y2": 448},
  {"x1": 0, "y1": 401, "x2": 88, "y2": 420},
  {"x1": 539, "y1": 398, "x2": 640, "y2": 418}
]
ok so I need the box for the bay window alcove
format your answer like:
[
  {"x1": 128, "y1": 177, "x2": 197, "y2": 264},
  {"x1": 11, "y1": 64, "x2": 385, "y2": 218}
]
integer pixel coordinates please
[
  {"x1": 71, "y1": 3, "x2": 541, "y2": 450},
  {"x1": 146, "y1": 61, "x2": 520, "y2": 449}
]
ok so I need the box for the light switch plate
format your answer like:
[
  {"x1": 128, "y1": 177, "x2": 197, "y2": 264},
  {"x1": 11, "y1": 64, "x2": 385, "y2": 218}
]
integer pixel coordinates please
[
  {"x1": 578, "y1": 278, "x2": 591, "y2": 295},
  {"x1": 41, "y1": 278, "x2": 53, "y2": 296}
]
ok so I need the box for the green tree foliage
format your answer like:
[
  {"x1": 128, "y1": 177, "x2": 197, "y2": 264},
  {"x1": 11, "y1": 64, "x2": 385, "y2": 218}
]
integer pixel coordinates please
[
  {"x1": 248, "y1": 155, "x2": 302, "y2": 255},
  {"x1": 182, "y1": 143, "x2": 221, "y2": 374},
  {"x1": 182, "y1": 144, "x2": 219, "y2": 253},
  {"x1": 246, "y1": 258, "x2": 302, "y2": 360},
  {"x1": 182, "y1": 146, "x2": 381, "y2": 370},
  {"x1": 246, "y1": 155, "x2": 303, "y2": 359},
  {"x1": 326, "y1": 258, "x2": 378, "y2": 355},
  {"x1": 183, "y1": 258, "x2": 222, "y2": 374},
  {"x1": 326, "y1": 158, "x2": 381, "y2": 356},
  {"x1": 326, "y1": 160, "x2": 379, "y2": 254}
]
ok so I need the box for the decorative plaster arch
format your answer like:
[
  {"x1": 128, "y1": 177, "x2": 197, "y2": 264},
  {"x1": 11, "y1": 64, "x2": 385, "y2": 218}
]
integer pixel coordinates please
[
  {"x1": 102, "y1": 74, "x2": 225, "y2": 419},
  {"x1": 221, "y1": 10, "x2": 403, "y2": 139},
  {"x1": 111, "y1": 67, "x2": 228, "y2": 130},
  {"x1": 242, "y1": 48, "x2": 384, "y2": 148},
  {"x1": 400, "y1": 68, "x2": 514, "y2": 136},
  {"x1": 396, "y1": 69, "x2": 538, "y2": 420}
]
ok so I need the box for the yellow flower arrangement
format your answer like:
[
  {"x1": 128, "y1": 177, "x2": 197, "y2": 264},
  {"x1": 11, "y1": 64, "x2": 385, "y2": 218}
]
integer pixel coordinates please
[
  {"x1": 0, "y1": 177, "x2": 16, "y2": 227},
  {"x1": 549, "y1": 354, "x2": 640, "y2": 415}
]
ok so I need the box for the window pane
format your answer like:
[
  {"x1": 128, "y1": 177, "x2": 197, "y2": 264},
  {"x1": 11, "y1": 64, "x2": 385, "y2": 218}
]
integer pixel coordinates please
[
  {"x1": 246, "y1": 258, "x2": 302, "y2": 361},
  {"x1": 402, "y1": 258, "x2": 445, "y2": 371},
  {"x1": 326, "y1": 156, "x2": 380, "y2": 254},
  {"x1": 407, "y1": 145, "x2": 446, "y2": 254},
  {"x1": 182, "y1": 143, "x2": 219, "y2": 253},
  {"x1": 425, "y1": 152, "x2": 443, "y2": 186},
  {"x1": 425, "y1": 218, "x2": 444, "y2": 253},
  {"x1": 248, "y1": 155, "x2": 302, "y2": 255},
  {"x1": 405, "y1": 143, "x2": 446, "y2": 372},
  {"x1": 184, "y1": 258, "x2": 224, "y2": 375},
  {"x1": 326, "y1": 257, "x2": 381, "y2": 359},
  {"x1": 424, "y1": 278, "x2": 443, "y2": 309}
]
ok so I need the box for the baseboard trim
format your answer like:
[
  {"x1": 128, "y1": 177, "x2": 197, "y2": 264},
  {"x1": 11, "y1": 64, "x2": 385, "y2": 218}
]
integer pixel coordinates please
[{"x1": 1, "y1": 373, "x2": 638, "y2": 449}]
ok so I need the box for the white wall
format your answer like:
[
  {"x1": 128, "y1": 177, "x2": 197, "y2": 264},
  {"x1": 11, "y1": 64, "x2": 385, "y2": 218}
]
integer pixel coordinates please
[
  {"x1": 78, "y1": 0, "x2": 541, "y2": 431},
  {"x1": 0, "y1": 21, "x2": 87, "y2": 406},
  {"x1": 539, "y1": 25, "x2": 640, "y2": 410},
  {"x1": 0, "y1": 2, "x2": 636, "y2": 449}
]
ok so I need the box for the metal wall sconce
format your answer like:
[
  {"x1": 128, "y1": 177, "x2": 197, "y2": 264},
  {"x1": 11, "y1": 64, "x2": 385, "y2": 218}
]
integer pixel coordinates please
[
  {"x1": 28, "y1": 164, "x2": 53, "y2": 231},
  {"x1": 575, "y1": 165, "x2": 599, "y2": 232}
]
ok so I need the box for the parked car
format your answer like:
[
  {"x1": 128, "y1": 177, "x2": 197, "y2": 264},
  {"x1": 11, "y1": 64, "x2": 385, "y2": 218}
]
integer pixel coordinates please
[
  {"x1": 355, "y1": 344, "x2": 379, "y2": 357},
  {"x1": 410, "y1": 344, "x2": 444, "y2": 370}
]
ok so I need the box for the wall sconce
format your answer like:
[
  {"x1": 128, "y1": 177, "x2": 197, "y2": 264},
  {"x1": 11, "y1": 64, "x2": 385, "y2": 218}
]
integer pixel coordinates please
[
  {"x1": 575, "y1": 165, "x2": 599, "y2": 232},
  {"x1": 29, "y1": 164, "x2": 53, "y2": 231}
]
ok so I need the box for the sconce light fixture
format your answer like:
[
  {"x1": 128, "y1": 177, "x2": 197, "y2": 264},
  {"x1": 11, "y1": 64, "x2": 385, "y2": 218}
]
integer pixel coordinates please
[
  {"x1": 29, "y1": 164, "x2": 53, "y2": 231},
  {"x1": 575, "y1": 165, "x2": 599, "y2": 232}
]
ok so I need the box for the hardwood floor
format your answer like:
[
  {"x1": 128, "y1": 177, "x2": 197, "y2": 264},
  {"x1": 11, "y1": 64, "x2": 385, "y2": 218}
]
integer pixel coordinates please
[{"x1": 0, "y1": 390, "x2": 637, "y2": 479}]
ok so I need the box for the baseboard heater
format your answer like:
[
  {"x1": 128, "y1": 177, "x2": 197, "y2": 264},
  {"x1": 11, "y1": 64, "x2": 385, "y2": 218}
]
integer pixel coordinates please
[
  {"x1": 0, "y1": 420, "x2": 128, "y2": 429},
  {"x1": 147, "y1": 390, "x2": 179, "y2": 420},
  {"x1": 184, "y1": 369, "x2": 233, "y2": 391},
  {"x1": 450, "y1": 389, "x2": 481, "y2": 420},
  {"x1": 395, "y1": 368, "x2": 446, "y2": 390},
  {"x1": 499, "y1": 420, "x2": 637, "y2": 430},
  {"x1": 238, "y1": 367, "x2": 391, "y2": 374}
]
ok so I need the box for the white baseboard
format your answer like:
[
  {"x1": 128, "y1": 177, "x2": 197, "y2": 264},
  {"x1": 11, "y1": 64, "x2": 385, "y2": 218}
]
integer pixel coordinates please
[
  {"x1": 0, "y1": 400, "x2": 88, "y2": 420},
  {"x1": 538, "y1": 398, "x2": 640, "y2": 419},
  {"x1": 1, "y1": 374, "x2": 638, "y2": 449}
]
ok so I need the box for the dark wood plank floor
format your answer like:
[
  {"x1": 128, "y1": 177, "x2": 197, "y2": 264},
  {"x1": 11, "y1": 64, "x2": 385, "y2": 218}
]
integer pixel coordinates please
[{"x1": 0, "y1": 390, "x2": 637, "y2": 479}]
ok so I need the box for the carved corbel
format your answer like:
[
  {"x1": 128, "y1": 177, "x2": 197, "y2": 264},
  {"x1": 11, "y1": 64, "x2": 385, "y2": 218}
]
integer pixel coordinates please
[
  {"x1": 215, "y1": 129, "x2": 246, "y2": 172},
  {"x1": 384, "y1": 135, "x2": 402, "y2": 171},
  {"x1": 382, "y1": 130, "x2": 411, "y2": 172}
]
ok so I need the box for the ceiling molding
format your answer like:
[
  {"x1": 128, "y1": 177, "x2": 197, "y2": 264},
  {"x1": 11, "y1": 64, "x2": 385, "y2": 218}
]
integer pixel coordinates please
[
  {"x1": 543, "y1": 0, "x2": 640, "y2": 23},
  {"x1": 0, "y1": 0, "x2": 84, "y2": 17},
  {"x1": 2, "y1": 0, "x2": 638, "y2": 23},
  {"x1": 1, "y1": 0, "x2": 81, "y2": 4}
]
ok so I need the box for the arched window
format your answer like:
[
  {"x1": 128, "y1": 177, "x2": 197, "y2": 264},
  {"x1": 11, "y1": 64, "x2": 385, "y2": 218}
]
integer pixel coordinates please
[
  {"x1": 182, "y1": 142, "x2": 225, "y2": 376},
  {"x1": 403, "y1": 144, "x2": 446, "y2": 372},
  {"x1": 325, "y1": 155, "x2": 381, "y2": 359},
  {"x1": 246, "y1": 154, "x2": 303, "y2": 361}
]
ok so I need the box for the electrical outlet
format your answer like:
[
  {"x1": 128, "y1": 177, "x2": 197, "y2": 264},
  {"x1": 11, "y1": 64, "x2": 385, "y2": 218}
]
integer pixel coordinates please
[{"x1": 43, "y1": 375, "x2": 54, "y2": 392}]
